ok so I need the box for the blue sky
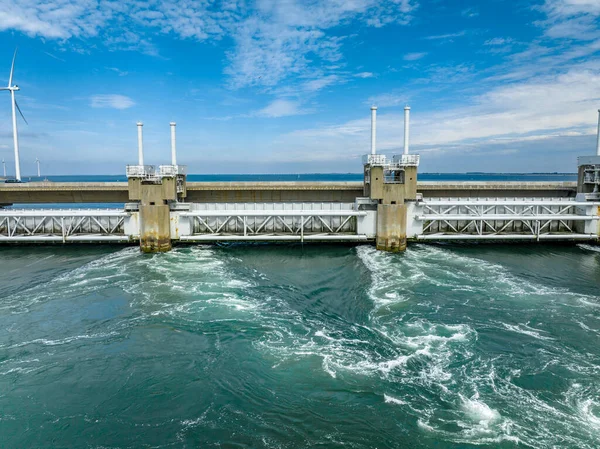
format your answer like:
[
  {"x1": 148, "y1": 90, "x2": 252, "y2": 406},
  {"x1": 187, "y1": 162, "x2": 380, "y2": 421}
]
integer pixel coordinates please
[{"x1": 0, "y1": 0, "x2": 599, "y2": 175}]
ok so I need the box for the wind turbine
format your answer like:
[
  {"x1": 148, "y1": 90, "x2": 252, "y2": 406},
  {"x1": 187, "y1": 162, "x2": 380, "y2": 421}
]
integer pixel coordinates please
[
  {"x1": 0, "y1": 49, "x2": 27, "y2": 182},
  {"x1": 1, "y1": 159, "x2": 5, "y2": 177},
  {"x1": 35, "y1": 157, "x2": 40, "y2": 177}
]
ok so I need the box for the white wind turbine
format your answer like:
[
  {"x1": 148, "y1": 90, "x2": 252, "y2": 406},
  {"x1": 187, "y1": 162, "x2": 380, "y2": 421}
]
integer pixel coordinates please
[
  {"x1": 0, "y1": 49, "x2": 28, "y2": 182},
  {"x1": 35, "y1": 157, "x2": 40, "y2": 177}
]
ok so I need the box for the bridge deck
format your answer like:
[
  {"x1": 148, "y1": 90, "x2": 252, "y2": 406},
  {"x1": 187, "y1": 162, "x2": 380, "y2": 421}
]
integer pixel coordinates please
[{"x1": 0, "y1": 181, "x2": 578, "y2": 203}]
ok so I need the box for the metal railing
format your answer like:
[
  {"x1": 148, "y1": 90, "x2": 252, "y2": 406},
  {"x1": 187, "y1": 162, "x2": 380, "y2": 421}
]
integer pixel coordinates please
[
  {"x1": 159, "y1": 165, "x2": 187, "y2": 176},
  {"x1": 126, "y1": 165, "x2": 156, "y2": 178},
  {"x1": 127, "y1": 165, "x2": 187, "y2": 179},
  {"x1": 362, "y1": 154, "x2": 387, "y2": 165},
  {"x1": 363, "y1": 153, "x2": 420, "y2": 167},
  {"x1": 392, "y1": 154, "x2": 420, "y2": 166}
]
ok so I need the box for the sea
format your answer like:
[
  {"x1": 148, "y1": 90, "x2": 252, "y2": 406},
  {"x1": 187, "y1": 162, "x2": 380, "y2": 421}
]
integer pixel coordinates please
[{"x1": 1, "y1": 173, "x2": 599, "y2": 448}]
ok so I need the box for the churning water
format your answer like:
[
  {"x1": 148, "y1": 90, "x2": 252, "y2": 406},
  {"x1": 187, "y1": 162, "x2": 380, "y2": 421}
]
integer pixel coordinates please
[{"x1": 0, "y1": 243, "x2": 599, "y2": 448}]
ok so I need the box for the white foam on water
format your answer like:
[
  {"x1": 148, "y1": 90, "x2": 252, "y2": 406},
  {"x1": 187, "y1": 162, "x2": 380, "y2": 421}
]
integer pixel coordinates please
[
  {"x1": 460, "y1": 394, "x2": 500, "y2": 423},
  {"x1": 4, "y1": 331, "x2": 119, "y2": 349},
  {"x1": 578, "y1": 243, "x2": 600, "y2": 253},
  {"x1": 501, "y1": 323, "x2": 555, "y2": 341},
  {"x1": 384, "y1": 394, "x2": 407, "y2": 405}
]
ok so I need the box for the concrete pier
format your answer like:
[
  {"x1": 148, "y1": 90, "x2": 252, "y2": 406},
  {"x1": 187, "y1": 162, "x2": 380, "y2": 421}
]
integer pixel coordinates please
[{"x1": 127, "y1": 165, "x2": 186, "y2": 252}]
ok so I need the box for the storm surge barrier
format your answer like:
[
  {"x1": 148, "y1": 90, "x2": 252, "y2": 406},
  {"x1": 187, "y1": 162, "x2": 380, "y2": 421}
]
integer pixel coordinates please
[{"x1": 1, "y1": 111, "x2": 599, "y2": 252}]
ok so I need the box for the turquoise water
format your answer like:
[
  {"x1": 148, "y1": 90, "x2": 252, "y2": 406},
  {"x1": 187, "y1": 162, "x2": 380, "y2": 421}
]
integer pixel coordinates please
[{"x1": 0, "y1": 243, "x2": 599, "y2": 448}]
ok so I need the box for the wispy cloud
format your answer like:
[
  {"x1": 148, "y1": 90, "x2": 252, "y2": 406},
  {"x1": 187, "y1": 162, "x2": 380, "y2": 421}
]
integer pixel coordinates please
[
  {"x1": 90, "y1": 94, "x2": 135, "y2": 110},
  {"x1": 0, "y1": 0, "x2": 418, "y2": 91},
  {"x1": 538, "y1": 0, "x2": 600, "y2": 40},
  {"x1": 255, "y1": 99, "x2": 309, "y2": 118},
  {"x1": 284, "y1": 65, "x2": 600, "y2": 161},
  {"x1": 354, "y1": 72, "x2": 375, "y2": 78},
  {"x1": 403, "y1": 52, "x2": 427, "y2": 61},
  {"x1": 43, "y1": 51, "x2": 65, "y2": 62},
  {"x1": 105, "y1": 67, "x2": 128, "y2": 76},
  {"x1": 424, "y1": 30, "x2": 467, "y2": 40},
  {"x1": 485, "y1": 37, "x2": 513, "y2": 46},
  {"x1": 461, "y1": 8, "x2": 479, "y2": 18}
]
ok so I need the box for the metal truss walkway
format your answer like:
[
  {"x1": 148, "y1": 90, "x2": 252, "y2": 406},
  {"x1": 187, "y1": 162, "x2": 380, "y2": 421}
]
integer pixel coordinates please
[{"x1": 416, "y1": 199, "x2": 600, "y2": 241}]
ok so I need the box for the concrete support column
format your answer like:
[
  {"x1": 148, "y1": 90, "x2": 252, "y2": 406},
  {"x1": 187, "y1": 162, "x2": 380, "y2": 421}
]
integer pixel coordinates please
[
  {"x1": 376, "y1": 204, "x2": 407, "y2": 252},
  {"x1": 128, "y1": 177, "x2": 178, "y2": 253},
  {"x1": 139, "y1": 184, "x2": 171, "y2": 253}
]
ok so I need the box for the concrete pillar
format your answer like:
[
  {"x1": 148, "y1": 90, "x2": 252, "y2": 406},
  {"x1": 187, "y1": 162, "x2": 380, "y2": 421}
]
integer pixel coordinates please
[
  {"x1": 376, "y1": 204, "x2": 407, "y2": 252},
  {"x1": 128, "y1": 177, "x2": 178, "y2": 253}
]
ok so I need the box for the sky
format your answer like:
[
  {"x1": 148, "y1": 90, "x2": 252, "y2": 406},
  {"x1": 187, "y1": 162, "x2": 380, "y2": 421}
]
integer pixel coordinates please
[{"x1": 0, "y1": 0, "x2": 599, "y2": 175}]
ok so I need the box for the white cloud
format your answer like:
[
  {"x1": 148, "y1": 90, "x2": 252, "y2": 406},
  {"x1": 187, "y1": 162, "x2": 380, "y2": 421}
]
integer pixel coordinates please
[
  {"x1": 354, "y1": 72, "x2": 375, "y2": 78},
  {"x1": 484, "y1": 37, "x2": 512, "y2": 46},
  {"x1": 90, "y1": 94, "x2": 135, "y2": 109},
  {"x1": 301, "y1": 75, "x2": 341, "y2": 92},
  {"x1": 277, "y1": 65, "x2": 600, "y2": 160},
  {"x1": 539, "y1": 0, "x2": 600, "y2": 40},
  {"x1": 255, "y1": 99, "x2": 307, "y2": 118},
  {"x1": 0, "y1": 0, "x2": 111, "y2": 39},
  {"x1": 0, "y1": 0, "x2": 418, "y2": 91},
  {"x1": 403, "y1": 52, "x2": 427, "y2": 61},
  {"x1": 105, "y1": 67, "x2": 128, "y2": 76},
  {"x1": 461, "y1": 8, "x2": 479, "y2": 18},
  {"x1": 424, "y1": 30, "x2": 467, "y2": 40}
]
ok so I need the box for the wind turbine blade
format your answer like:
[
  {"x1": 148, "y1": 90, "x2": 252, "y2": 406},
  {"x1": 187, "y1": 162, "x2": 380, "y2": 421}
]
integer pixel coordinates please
[
  {"x1": 14, "y1": 99, "x2": 28, "y2": 125},
  {"x1": 8, "y1": 48, "x2": 16, "y2": 87}
]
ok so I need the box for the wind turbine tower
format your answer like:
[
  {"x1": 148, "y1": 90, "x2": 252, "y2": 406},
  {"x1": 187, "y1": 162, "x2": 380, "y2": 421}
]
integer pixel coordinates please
[
  {"x1": 1, "y1": 159, "x2": 5, "y2": 177},
  {"x1": 0, "y1": 50, "x2": 27, "y2": 182},
  {"x1": 35, "y1": 157, "x2": 40, "y2": 177}
]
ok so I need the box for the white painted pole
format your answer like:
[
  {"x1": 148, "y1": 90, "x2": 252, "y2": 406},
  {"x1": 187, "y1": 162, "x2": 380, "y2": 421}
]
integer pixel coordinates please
[
  {"x1": 137, "y1": 122, "x2": 144, "y2": 165},
  {"x1": 36, "y1": 158, "x2": 40, "y2": 177},
  {"x1": 404, "y1": 105, "x2": 411, "y2": 155},
  {"x1": 170, "y1": 122, "x2": 177, "y2": 165},
  {"x1": 2, "y1": 159, "x2": 5, "y2": 177},
  {"x1": 370, "y1": 106, "x2": 377, "y2": 155},
  {"x1": 596, "y1": 109, "x2": 600, "y2": 156},
  {"x1": 11, "y1": 90, "x2": 21, "y2": 181}
]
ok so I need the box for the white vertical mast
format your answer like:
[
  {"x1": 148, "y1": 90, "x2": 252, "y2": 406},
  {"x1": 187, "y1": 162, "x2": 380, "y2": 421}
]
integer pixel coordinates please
[
  {"x1": 137, "y1": 122, "x2": 144, "y2": 165},
  {"x1": 170, "y1": 122, "x2": 177, "y2": 165},
  {"x1": 370, "y1": 106, "x2": 377, "y2": 155},
  {"x1": 403, "y1": 105, "x2": 411, "y2": 155}
]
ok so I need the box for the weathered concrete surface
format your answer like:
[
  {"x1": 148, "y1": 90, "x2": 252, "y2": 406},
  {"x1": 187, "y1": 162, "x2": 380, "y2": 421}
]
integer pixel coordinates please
[
  {"x1": 376, "y1": 204, "x2": 407, "y2": 252},
  {"x1": 139, "y1": 184, "x2": 172, "y2": 253},
  {"x1": 0, "y1": 180, "x2": 578, "y2": 204},
  {"x1": 0, "y1": 182, "x2": 129, "y2": 204},
  {"x1": 185, "y1": 182, "x2": 363, "y2": 203}
]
